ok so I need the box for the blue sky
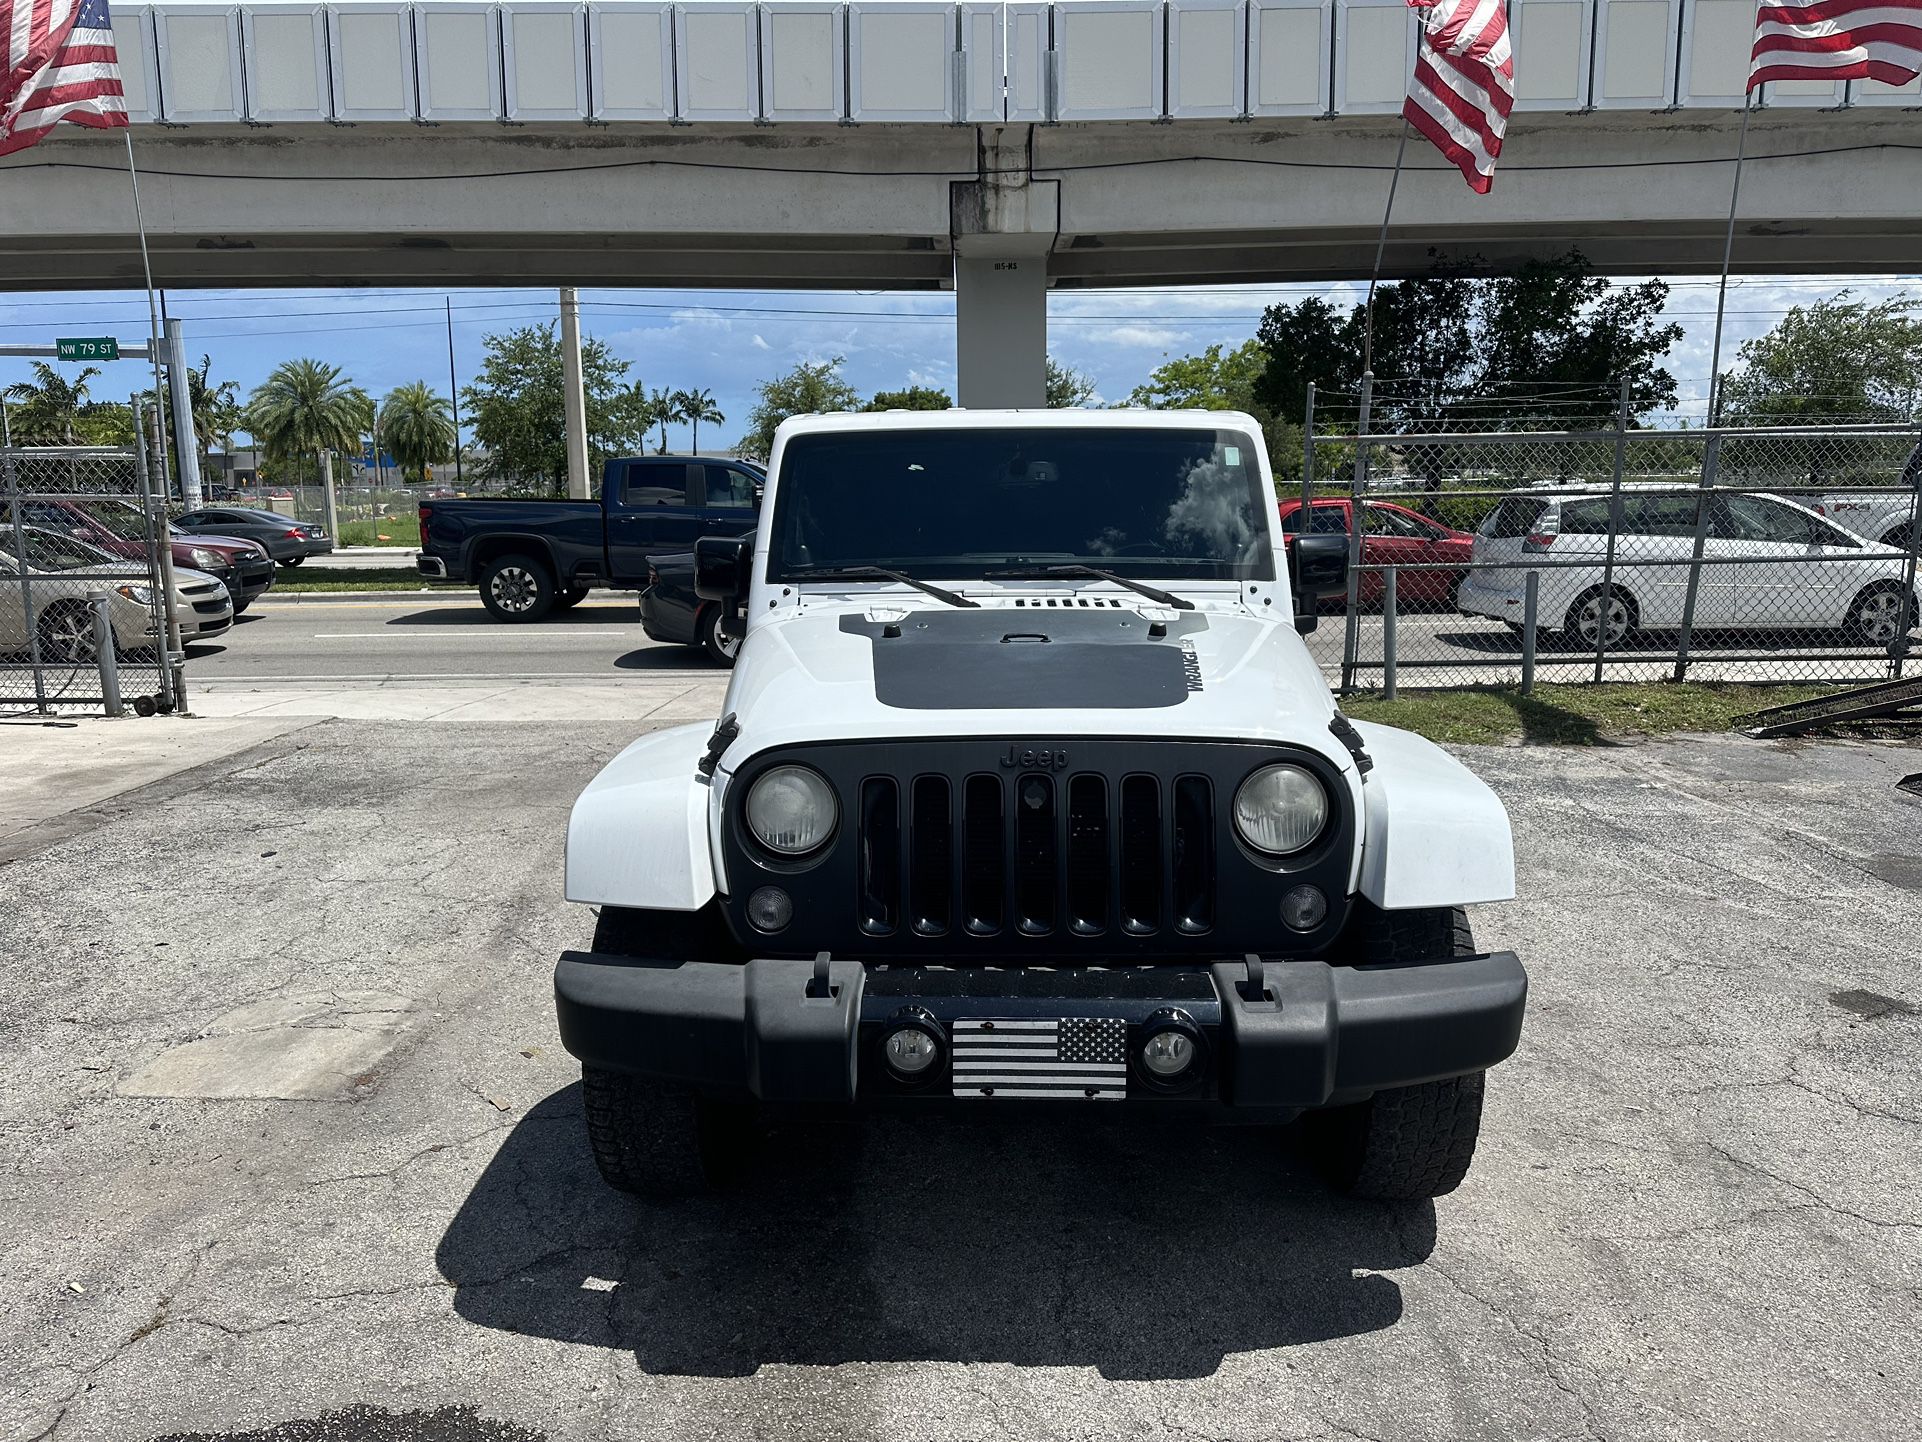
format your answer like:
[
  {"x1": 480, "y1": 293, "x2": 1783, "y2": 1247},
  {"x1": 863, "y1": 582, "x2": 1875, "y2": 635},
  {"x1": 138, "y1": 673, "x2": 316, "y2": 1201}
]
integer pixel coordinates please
[{"x1": 1, "y1": 274, "x2": 1914, "y2": 450}]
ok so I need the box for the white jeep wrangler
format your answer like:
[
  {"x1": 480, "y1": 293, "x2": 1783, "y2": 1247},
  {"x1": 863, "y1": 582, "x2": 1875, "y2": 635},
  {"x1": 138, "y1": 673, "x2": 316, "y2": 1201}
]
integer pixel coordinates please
[{"x1": 557, "y1": 410, "x2": 1526, "y2": 1200}]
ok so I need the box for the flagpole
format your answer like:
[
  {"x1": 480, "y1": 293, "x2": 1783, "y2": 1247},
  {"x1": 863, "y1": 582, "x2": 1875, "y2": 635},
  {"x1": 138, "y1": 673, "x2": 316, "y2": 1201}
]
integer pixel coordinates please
[
  {"x1": 123, "y1": 128, "x2": 173, "y2": 496},
  {"x1": 1363, "y1": 119, "x2": 1412, "y2": 378},
  {"x1": 1704, "y1": 95, "x2": 1754, "y2": 427}
]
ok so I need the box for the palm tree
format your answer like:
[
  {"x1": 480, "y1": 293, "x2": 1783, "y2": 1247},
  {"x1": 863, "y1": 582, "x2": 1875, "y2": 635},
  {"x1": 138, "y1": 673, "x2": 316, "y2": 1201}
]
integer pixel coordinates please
[
  {"x1": 3, "y1": 361, "x2": 101, "y2": 443},
  {"x1": 245, "y1": 359, "x2": 373, "y2": 485},
  {"x1": 141, "y1": 355, "x2": 244, "y2": 479},
  {"x1": 680, "y1": 386, "x2": 724, "y2": 453},
  {"x1": 377, "y1": 381, "x2": 455, "y2": 483},
  {"x1": 647, "y1": 387, "x2": 678, "y2": 454}
]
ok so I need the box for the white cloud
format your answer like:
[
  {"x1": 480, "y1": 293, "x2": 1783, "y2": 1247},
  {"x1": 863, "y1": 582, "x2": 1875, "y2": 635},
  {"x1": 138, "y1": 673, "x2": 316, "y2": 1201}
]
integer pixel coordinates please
[
  {"x1": 1095, "y1": 324, "x2": 1193, "y2": 350},
  {"x1": 751, "y1": 334, "x2": 771, "y2": 350}
]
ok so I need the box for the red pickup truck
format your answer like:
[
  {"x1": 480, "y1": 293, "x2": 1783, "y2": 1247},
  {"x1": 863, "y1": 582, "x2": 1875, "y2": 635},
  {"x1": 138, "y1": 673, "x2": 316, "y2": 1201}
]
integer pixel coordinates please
[{"x1": 18, "y1": 497, "x2": 278, "y2": 613}]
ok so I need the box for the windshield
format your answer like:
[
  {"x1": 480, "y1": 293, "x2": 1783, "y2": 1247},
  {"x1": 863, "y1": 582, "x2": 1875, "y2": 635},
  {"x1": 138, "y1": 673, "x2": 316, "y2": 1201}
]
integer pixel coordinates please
[
  {"x1": 766, "y1": 426, "x2": 1275, "y2": 583},
  {"x1": 0, "y1": 527, "x2": 117, "y2": 572}
]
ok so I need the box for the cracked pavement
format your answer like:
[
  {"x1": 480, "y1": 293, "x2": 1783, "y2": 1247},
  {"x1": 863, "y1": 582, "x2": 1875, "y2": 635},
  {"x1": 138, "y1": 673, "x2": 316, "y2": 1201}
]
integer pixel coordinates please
[{"x1": 1, "y1": 721, "x2": 1917, "y2": 1442}]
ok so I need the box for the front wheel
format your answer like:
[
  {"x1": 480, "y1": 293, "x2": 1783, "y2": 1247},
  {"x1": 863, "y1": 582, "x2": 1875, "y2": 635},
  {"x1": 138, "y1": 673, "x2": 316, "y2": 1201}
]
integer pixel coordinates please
[
  {"x1": 551, "y1": 586, "x2": 590, "y2": 611},
  {"x1": 478, "y1": 553, "x2": 555, "y2": 622},
  {"x1": 581, "y1": 1068, "x2": 758, "y2": 1197},
  {"x1": 38, "y1": 601, "x2": 104, "y2": 665},
  {"x1": 700, "y1": 605, "x2": 742, "y2": 666},
  {"x1": 278, "y1": 556, "x2": 304, "y2": 569},
  {"x1": 1309, "y1": 903, "x2": 1489, "y2": 1200}
]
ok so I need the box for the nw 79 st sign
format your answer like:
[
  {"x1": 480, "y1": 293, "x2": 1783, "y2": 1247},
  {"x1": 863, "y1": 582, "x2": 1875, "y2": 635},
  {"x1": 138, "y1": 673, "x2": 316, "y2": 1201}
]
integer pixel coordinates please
[{"x1": 56, "y1": 337, "x2": 119, "y2": 361}]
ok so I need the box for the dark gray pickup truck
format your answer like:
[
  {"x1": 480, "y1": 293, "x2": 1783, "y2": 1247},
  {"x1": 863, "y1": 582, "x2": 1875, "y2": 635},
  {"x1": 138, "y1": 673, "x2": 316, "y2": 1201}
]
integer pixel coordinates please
[{"x1": 417, "y1": 455, "x2": 763, "y2": 620}]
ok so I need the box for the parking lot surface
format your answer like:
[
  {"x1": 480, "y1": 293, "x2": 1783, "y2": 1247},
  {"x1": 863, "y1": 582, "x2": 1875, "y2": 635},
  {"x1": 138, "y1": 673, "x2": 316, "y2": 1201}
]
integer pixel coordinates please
[{"x1": 2, "y1": 722, "x2": 1918, "y2": 1442}]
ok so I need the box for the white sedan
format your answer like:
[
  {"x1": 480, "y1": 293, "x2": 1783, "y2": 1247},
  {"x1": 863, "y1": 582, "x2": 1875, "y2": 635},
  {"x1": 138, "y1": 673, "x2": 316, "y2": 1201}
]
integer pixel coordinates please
[{"x1": 0, "y1": 526, "x2": 232, "y2": 663}]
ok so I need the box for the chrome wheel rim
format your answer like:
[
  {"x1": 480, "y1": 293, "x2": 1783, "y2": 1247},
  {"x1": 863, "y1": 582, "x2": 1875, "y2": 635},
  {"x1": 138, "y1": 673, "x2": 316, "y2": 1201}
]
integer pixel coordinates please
[
  {"x1": 44, "y1": 609, "x2": 96, "y2": 663},
  {"x1": 489, "y1": 567, "x2": 539, "y2": 613},
  {"x1": 1857, "y1": 590, "x2": 1904, "y2": 644},
  {"x1": 1576, "y1": 594, "x2": 1628, "y2": 647}
]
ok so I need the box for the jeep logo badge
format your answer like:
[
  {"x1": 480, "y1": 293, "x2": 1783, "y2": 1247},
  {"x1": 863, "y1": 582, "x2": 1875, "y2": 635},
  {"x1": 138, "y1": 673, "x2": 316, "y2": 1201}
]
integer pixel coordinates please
[{"x1": 1000, "y1": 744, "x2": 1069, "y2": 771}]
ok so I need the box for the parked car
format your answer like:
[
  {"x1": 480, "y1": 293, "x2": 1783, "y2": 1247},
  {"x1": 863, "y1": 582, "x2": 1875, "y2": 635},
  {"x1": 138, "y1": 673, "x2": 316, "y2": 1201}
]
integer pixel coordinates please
[
  {"x1": 19, "y1": 497, "x2": 275, "y2": 613},
  {"x1": 1459, "y1": 484, "x2": 1922, "y2": 647},
  {"x1": 1277, "y1": 497, "x2": 1475, "y2": 607},
  {"x1": 173, "y1": 507, "x2": 333, "y2": 567},
  {"x1": 417, "y1": 456, "x2": 765, "y2": 621},
  {"x1": 556, "y1": 409, "x2": 1527, "y2": 1202},
  {"x1": 0, "y1": 526, "x2": 231, "y2": 662},
  {"x1": 1816, "y1": 491, "x2": 1919, "y2": 551},
  {"x1": 640, "y1": 538, "x2": 752, "y2": 665}
]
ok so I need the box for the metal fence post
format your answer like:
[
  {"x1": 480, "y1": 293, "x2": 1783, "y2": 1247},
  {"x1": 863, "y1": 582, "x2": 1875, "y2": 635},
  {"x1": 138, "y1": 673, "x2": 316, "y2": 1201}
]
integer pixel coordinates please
[
  {"x1": 1382, "y1": 567, "x2": 1398, "y2": 700},
  {"x1": 3, "y1": 451, "x2": 50, "y2": 714},
  {"x1": 1593, "y1": 378, "x2": 1631, "y2": 681},
  {"x1": 1672, "y1": 431, "x2": 1722, "y2": 684},
  {"x1": 134, "y1": 399, "x2": 184, "y2": 713},
  {"x1": 1339, "y1": 372, "x2": 1374, "y2": 696},
  {"x1": 89, "y1": 591, "x2": 123, "y2": 717},
  {"x1": 1300, "y1": 382, "x2": 1315, "y2": 516},
  {"x1": 1892, "y1": 431, "x2": 1921, "y2": 680},
  {"x1": 1521, "y1": 569, "x2": 1539, "y2": 695}
]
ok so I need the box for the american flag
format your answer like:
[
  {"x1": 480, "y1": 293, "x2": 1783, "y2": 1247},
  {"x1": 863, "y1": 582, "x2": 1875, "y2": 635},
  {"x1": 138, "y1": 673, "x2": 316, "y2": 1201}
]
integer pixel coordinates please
[
  {"x1": 951, "y1": 1017, "x2": 1128, "y2": 1100},
  {"x1": 2, "y1": 0, "x2": 127, "y2": 158},
  {"x1": 1402, "y1": 0, "x2": 1514, "y2": 195},
  {"x1": 1748, "y1": 0, "x2": 1922, "y2": 89}
]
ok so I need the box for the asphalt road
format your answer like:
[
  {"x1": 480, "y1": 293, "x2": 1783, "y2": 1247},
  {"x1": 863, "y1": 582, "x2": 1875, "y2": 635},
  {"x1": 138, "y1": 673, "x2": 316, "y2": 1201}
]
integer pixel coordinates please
[{"x1": 2, "y1": 723, "x2": 1917, "y2": 1442}]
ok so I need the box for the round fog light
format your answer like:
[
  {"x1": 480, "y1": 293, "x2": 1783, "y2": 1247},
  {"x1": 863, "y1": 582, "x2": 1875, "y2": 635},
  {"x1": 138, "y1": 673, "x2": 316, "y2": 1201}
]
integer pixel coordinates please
[
  {"x1": 884, "y1": 1026, "x2": 940, "y2": 1077},
  {"x1": 1140, "y1": 1030, "x2": 1196, "y2": 1079},
  {"x1": 1281, "y1": 884, "x2": 1327, "y2": 932},
  {"x1": 746, "y1": 885, "x2": 792, "y2": 933}
]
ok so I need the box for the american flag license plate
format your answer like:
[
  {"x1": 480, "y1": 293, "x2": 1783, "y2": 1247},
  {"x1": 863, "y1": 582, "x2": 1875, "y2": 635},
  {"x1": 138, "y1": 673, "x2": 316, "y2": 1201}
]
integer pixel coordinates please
[{"x1": 951, "y1": 1017, "x2": 1128, "y2": 1099}]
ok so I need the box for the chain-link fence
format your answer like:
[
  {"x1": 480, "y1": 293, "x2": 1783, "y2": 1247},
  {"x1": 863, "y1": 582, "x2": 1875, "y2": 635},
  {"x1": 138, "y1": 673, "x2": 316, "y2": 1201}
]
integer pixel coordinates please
[
  {"x1": 2, "y1": 446, "x2": 194, "y2": 716},
  {"x1": 1296, "y1": 391, "x2": 1922, "y2": 693}
]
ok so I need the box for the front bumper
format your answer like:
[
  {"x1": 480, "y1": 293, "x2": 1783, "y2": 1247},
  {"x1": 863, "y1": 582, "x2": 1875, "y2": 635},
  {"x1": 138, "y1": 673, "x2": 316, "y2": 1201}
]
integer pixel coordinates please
[{"x1": 554, "y1": 951, "x2": 1527, "y2": 1111}]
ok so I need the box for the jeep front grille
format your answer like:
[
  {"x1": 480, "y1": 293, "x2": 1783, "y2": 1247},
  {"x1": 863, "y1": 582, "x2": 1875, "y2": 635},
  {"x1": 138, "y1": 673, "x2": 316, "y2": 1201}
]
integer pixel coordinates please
[{"x1": 857, "y1": 771, "x2": 1215, "y2": 942}]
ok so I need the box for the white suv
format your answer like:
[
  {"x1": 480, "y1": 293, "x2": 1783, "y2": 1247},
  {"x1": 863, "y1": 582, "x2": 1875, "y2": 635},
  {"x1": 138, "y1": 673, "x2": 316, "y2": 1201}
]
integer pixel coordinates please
[{"x1": 1457, "y1": 485, "x2": 1921, "y2": 648}]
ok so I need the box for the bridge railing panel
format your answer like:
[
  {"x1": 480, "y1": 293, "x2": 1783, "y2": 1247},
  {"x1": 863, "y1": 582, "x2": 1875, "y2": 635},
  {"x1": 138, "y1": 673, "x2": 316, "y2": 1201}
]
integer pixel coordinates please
[
  {"x1": 1247, "y1": 0, "x2": 1330, "y2": 117},
  {"x1": 674, "y1": 0, "x2": 762, "y2": 120},
  {"x1": 848, "y1": 2, "x2": 962, "y2": 123},
  {"x1": 588, "y1": 1, "x2": 675, "y2": 120},
  {"x1": 1166, "y1": 0, "x2": 1246, "y2": 120},
  {"x1": 153, "y1": 3, "x2": 248, "y2": 123},
  {"x1": 325, "y1": 2, "x2": 418, "y2": 121},
  {"x1": 1593, "y1": 0, "x2": 1678, "y2": 109},
  {"x1": 504, "y1": 2, "x2": 592, "y2": 121},
  {"x1": 108, "y1": 4, "x2": 166, "y2": 123},
  {"x1": 1507, "y1": 0, "x2": 1592, "y2": 112},
  {"x1": 1333, "y1": 0, "x2": 1416, "y2": 117},
  {"x1": 416, "y1": 3, "x2": 507, "y2": 120}
]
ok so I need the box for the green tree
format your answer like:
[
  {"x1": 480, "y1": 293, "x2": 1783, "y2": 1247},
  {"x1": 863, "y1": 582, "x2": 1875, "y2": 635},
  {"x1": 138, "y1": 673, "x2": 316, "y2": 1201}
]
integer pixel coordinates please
[
  {"x1": 863, "y1": 385, "x2": 952, "y2": 411},
  {"x1": 1718, "y1": 291, "x2": 1922, "y2": 425},
  {"x1": 739, "y1": 357, "x2": 861, "y2": 459},
  {"x1": 460, "y1": 324, "x2": 640, "y2": 492},
  {"x1": 1252, "y1": 251, "x2": 1681, "y2": 432},
  {"x1": 378, "y1": 381, "x2": 456, "y2": 484},
  {"x1": 648, "y1": 386, "x2": 679, "y2": 453},
  {"x1": 679, "y1": 386, "x2": 724, "y2": 452},
  {"x1": 135, "y1": 355, "x2": 246, "y2": 476},
  {"x1": 1125, "y1": 340, "x2": 1267, "y2": 412},
  {"x1": 3, "y1": 361, "x2": 102, "y2": 443},
  {"x1": 1046, "y1": 357, "x2": 1097, "y2": 409},
  {"x1": 245, "y1": 359, "x2": 374, "y2": 487}
]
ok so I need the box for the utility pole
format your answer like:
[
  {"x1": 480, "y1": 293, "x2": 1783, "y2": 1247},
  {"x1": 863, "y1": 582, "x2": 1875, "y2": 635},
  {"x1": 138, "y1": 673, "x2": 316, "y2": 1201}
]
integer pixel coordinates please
[
  {"x1": 559, "y1": 286, "x2": 591, "y2": 500},
  {"x1": 163, "y1": 317, "x2": 202, "y2": 508},
  {"x1": 446, "y1": 296, "x2": 464, "y2": 487}
]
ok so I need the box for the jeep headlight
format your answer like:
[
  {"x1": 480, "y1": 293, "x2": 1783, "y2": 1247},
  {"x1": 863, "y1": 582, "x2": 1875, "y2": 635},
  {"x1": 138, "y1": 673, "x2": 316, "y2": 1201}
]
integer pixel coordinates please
[
  {"x1": 745, "y1": 765, "x2": 838, "y2": 856},
  {"x1": 1233, "y1": 763, "x2": 1329, "y2": 855}
]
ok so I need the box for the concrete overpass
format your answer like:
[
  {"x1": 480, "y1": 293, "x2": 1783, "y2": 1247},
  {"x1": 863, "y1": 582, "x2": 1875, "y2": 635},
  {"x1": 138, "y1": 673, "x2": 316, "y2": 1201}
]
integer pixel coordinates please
[{"x1": 4, "y1": 0, "x2": 1920, "y2": 406}]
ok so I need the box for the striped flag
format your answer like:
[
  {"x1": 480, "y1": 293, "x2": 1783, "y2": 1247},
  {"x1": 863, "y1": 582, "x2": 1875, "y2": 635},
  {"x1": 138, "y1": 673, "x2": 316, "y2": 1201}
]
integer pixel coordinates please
[
  {"x1": 951, "y1": 1017, "x2": 1128, "y2": 1100},
  {"x1": 2, "y1": 0, "x2": 127, "y2": 158},
  {"x1": 1748, "y1": 0, "x2": 1922, "y2": 88},
  {"x1": 1403, "y1": 0, "x2": 1515, "y2": 195}
]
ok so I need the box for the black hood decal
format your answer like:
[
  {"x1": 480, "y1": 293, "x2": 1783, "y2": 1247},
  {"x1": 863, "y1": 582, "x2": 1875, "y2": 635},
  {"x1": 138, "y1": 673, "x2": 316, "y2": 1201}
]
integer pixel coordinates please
[{"x1": 839, "y1": 610, "x2": 1210, "y2": 710}]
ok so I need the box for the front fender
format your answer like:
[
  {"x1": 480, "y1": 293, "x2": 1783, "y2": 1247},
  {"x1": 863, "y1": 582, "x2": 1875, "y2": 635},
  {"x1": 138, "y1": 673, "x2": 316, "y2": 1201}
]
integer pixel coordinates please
[
  {"x1": 1350, "y1": 721, "x2": 1515, "y2": 910},
  {"x1": 565, "y1": 723, "x2": 716, "y2": 911}
]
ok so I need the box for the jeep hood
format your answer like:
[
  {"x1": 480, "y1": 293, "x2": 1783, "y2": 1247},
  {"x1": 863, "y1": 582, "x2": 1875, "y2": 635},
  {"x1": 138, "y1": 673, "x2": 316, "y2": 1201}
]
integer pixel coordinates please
[{"x1": 713, "y1": 601, "x2": 1353, "y2": 775}]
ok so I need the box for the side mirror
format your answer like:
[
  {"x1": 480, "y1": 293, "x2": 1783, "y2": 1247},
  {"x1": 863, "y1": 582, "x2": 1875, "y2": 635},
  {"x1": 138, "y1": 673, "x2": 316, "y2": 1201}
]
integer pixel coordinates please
[
  {"x1": 694, "y1": 533, "x2": 753, "y2": 602},
  {"x1": 1291, "y1": 533, "x2": 1349, "y2": 599}
]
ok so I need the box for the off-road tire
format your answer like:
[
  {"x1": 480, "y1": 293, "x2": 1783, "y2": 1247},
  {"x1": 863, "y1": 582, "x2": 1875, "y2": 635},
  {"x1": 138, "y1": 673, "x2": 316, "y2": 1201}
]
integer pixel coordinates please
[
  {"x1": 580, "y1": 1067, "x2": 756, "y2": 1198},
  {"x1": 700, "y1": 605, "x2": 741, "y2": 666},
  {"x1": 478, "y1": 552, "x2": 555, "y2": 622},
  {"x1": 1311, "y1": 902, "x2": 1488, "y2": 1201}
]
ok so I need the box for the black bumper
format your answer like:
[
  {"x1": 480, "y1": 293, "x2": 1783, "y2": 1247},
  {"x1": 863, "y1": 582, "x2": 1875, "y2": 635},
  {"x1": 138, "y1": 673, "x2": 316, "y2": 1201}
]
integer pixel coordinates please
[{"x1": 554, "y1": 950, "x2": 1527, "y2": 1110}]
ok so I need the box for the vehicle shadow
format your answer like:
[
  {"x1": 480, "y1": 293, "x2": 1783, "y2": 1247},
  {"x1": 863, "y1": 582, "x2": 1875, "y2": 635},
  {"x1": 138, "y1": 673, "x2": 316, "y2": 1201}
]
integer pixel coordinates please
[
  {"x1": 613, "y1": 647, "x2": 722, "y2": 671},
  {"x1": 435, "y1": 1085, "x2": 1433, "y2": 1381},
  {"x1": 374, "y1": 605, "x2": 640, "y2": 628}
]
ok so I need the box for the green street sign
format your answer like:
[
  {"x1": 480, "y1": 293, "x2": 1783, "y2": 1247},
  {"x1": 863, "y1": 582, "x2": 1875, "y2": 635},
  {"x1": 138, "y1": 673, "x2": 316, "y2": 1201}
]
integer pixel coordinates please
[{"x1": 56, "y1": 337, "x2": 119, "y2": 361}]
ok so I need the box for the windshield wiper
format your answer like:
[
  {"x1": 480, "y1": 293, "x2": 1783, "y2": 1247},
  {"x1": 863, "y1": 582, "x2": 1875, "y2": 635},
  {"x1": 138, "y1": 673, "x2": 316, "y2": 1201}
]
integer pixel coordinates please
[
  {"x1": 983, "y1": 564, "x2": 1195, "y2": 610},
  {"x1": 787, "y1": 565, "x2": 980, "y2": 609}
]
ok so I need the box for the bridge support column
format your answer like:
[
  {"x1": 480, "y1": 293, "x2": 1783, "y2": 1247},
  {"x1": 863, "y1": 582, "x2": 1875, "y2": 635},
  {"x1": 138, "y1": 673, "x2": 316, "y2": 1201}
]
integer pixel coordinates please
[{"x1": 954, "y1": 245, "x2": 1048, "y2": 410}]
